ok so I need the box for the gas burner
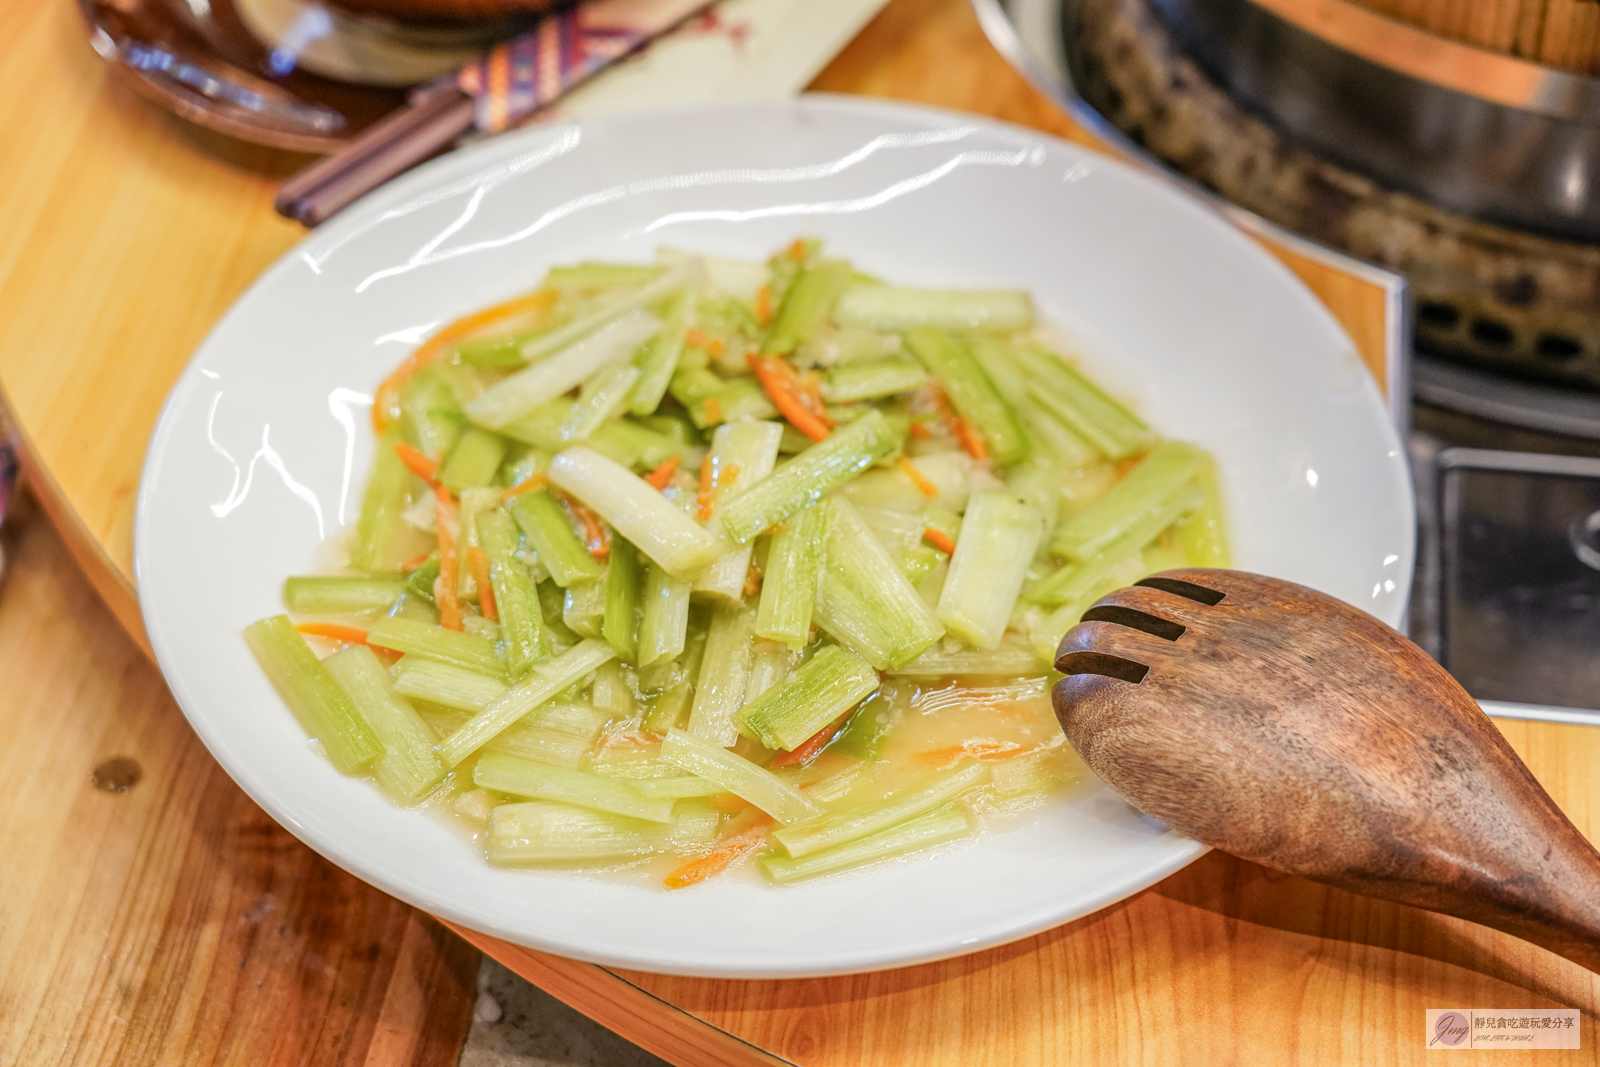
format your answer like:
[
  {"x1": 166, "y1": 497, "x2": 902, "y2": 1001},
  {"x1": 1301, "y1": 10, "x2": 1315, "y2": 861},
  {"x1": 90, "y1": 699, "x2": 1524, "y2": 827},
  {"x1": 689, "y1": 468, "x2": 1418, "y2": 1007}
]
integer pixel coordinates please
[{"x1": 980, "y1": 0, "x2": 1600, "y2": 393}]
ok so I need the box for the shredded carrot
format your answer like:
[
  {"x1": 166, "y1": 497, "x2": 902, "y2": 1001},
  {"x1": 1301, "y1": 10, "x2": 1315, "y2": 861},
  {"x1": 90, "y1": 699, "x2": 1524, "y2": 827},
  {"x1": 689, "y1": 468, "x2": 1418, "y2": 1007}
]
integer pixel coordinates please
[
  {"x1": 500, "y1": 472, "x2": 548, "y2": 500},
  {"x1": 468, "y1": 547, "x2": 497, "y2": 621},
  {"x1": 664, "y1": 818, "x2": 774, "y2": 890},
  {"x1": 917, "y1": 740, "x2": 1029, "y2": 765},
  {"x1": 399, "y1": 552, "x2": 433, "y2": 572},
  {"x1": 897, "y1": 457, "x2": 940, "y2": 498},
  {"x1": 394, "y1": 441, "x2": 442, "y2": 489},
  {"x1": 923, "y1": 527, "x2": 957, "y2": 555},
  {"x1": 755, "y1": 284, "x2": 774, "y2": 328},
  {"x1": 567, "y1": 499, "x2": 610, "y2": 561},
  {"x1": 953, "y1": 418, "x2": 989, "y2": 461},
  {"x1": 372, "y1": 289, "x2": 558, "y2": 432},
  {"x1": 768, "y1": 712, "x2": 852, "y2": 769},
  {"x1": 684, "y1": 328, "x2": 725, "y2": 357},
  {"x1": 785, "y1": 239, "x2": 808, "y2": 262},
  {"x1": 696, "y1": 454, "x2": 717, "y2": 521},
  {"x1": 801, "y1": 369, "x2": 827, "y2": 415},
  {"x1": 434, "y1": 498, "x2": 464, "y2": 631},
  {"x1": 295, "y1": 622, "x2": 372, "y2": 646},
  {"x1": 643, "y1": 456, "x2": 681, "y2": 490},
  {"x1": 743, "y1": 564, "x2": 762, "y2": 598},
  {"x1": 710, "y1": 793, "x2": 751, "y2": 813},
  {"x1": 908, "y1": 422, "x2": 933, "y2": 440},
  {"x1": 747, "y1": 354, "x2": 833, "y2": 442},
  {"x1": 703, "y1": 395, "x2": 724, "y2": 424}
]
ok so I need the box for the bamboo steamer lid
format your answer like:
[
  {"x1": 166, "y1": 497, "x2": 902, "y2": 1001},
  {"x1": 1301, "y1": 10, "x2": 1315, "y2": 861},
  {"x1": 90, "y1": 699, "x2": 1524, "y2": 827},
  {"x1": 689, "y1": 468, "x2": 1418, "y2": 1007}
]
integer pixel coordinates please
[{"x1": 1346, "y1": 0, "x2": 1600, "y2": 75}]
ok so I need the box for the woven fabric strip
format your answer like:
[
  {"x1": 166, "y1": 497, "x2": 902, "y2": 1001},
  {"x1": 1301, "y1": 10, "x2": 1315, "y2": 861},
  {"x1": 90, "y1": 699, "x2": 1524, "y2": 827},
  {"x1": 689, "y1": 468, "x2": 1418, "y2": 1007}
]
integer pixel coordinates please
[{"x1": 457, "y1": 5, "x2": 662, "y2": 133}]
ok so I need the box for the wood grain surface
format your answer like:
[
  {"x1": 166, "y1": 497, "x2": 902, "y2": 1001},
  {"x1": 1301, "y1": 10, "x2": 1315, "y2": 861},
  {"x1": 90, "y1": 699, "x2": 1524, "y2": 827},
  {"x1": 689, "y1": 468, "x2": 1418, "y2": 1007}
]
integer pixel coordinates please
[
  {"x1": 4, "y1": 0, "x2": 1588, "y2": 1063},
  {"x1": 1059, "y1": 569, "x2": 1600, "y2": 975},
  {"x1": 0, "y1": 497, "x2": 479, "y2": 1066}
]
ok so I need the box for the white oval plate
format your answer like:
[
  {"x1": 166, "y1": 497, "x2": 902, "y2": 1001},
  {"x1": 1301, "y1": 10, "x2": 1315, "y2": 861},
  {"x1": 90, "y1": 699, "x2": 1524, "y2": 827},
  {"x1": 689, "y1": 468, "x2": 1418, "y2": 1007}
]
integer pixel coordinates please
[{"x1": 136, "y1": 96, "x2": 1413, "y2": 978}]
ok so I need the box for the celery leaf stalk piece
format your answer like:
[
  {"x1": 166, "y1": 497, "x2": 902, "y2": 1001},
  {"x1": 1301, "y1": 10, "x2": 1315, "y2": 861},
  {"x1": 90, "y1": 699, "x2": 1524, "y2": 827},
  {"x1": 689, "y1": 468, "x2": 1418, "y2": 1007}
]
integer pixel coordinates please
[
  {"x1": 438, "y1": 637, "x2": 616, "y2": 767},
  {"x1": 903, "y1": 327, "x2": 1031, "y2": 467},
  {"x1": 761, "y1": 804, "x2": 972, "y2": 884},
  {"x1": 716, "y1": 409, "x2": 899, "y2": 546},
  {"x1": 835, "y1": 285, "x2": 1033, "y2": 332},
  {"x1": 1049, "y1": 442, "x2": 1205, "y2": 562},
  {"x1": 547, "y1": 445, "x2": 731, "y2": 579},
  {"x1": 935, "y1": 489, "x2": 1047, "y2": 650},
  {"x1": 244, "y1": 616, "x2": 385, "y2": 775},
  {"x1": 813, "y1": 496, "x2": 945, "y2": 669},
  {"x1": 660, "y1": 728, "x2": 825, "y2": 824},
  {"x1": 324, "y1": 644, "x2": 445, "y2": 801},
  {"x1": 465, "y1": 310, "x2": 664, "y2": 429},
  {"x1": 693, "y1": 420, "x2": 784, "y2": 603},
  {"x1": 737, "y1": 644, "x2": 878, "y2": 752},
  {"x1": 753, "y1": 502, "x2": 825, "y2": 649}
]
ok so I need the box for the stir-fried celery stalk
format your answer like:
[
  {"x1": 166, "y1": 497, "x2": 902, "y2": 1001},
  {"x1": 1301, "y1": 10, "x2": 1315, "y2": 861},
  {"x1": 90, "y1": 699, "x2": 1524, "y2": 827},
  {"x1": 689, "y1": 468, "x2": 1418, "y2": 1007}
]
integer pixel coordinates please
[
  {"x1": 835, "y1": 286, "x2": 1033, "y2": 332},
  {"x1": 418, "y1": 706, "x2": 591, "y2": 769},
  {"x1": 367, "y1": 616, "x2": 502, "y2": 675},
  {"x1": 602, "y1": 536, "x2": 640, "y2": 659},
  {"x1": 888, "y1": 635, "x2": 1044, "y2": 678},
  {"x1": 353, "y1": 433, "x2": 410, "y2": 571},
  {"x1": 659, "y1": 728, "x2": 826, "y2": 824},
  {"x1": 764, "y1": 259, "x2": 853, "y2": 354},
  {"x1": 546, "y1": 262, "x2": 666, "y2": 289},
  {"x1": 1029, "y1": 553, "x2": 1149, "y2": 662},
  {"x1": 773, "y1": 761, "x2": 989, "y2": 858},
  {"x1": 507, "y1": 490, "x2": 603, "y2": 588},
  {"x1": 1030, "y1": 483, "x2": 1203, "y2": 605},
  {"x1": 245, "y1": 616, "x2": 385, "y2": 775},
  {"x1": 438, "y1": 428, "x2": 509, "y2": 491},
  {"x1": 738, "y1": 645, "x2": 877, "y2": 751},
  {"x1": 283, "y1": 576, "x2": 408, "y2": 615},
  {"x1": 473, "y1": 752, "x2": 676, "y2": 822},
  {"x1": 629, "y1": 288, "x2": 692, "y2": 415},
  {"x1": 1016, "y1": 346, "x2": 1151, "y2": 461},
  {"x1": 642, "y1": 625, "x2": 705, "y2": 733},
  {"x1": 548, "y1": 446, "x2": 730, "y2": 578},
  {"x1": 497, "y1": 260, "x2": 696, "y2": 369},
  {"x1": 694, "y1": 421, "x2": 784, "y2": 602},
  {"x1": 686, "y1": 602, "x2": 756, "y2": 746},
  {"x1": 904, "y1": 328, "x2": 1030, "y2": 467},
  {"x1": 689, "y1": 378, "x2": 778, "y2": 429},
  {"x1": 936, "y1": 489, "x2": 1047, "y2": 649},
  {"x1": 401, "y1": 372, "x2": 465, "y2": 457},
  {"x1": 487, "y1": 802, "x2": 718, "y2": 865},
  {"x1": 563, "y1": 363, "x2": 642, "y2": 442},
  {"x1": 562, "y1": 575, "x2": 607, "y2": 639},
  {"x1": 822, "y1": 354, "x2": 929, "y2": 403},
  {"x1": 754, "y1": 503, "x2": 825, "y2": 648},
  {"x1": 391, "y1": 657, "x2": 507, "y2": 712},
  {"x1": 454, "y1": 487, "x2": 500, "y2": 599},
  {"x1": 589, "y1": 660, "x2": 635, "y2": 718},
  {"x1": 973, "y1": 337, "x2": 1101, "y2": 470},
  {"x1": 588, "y1": 420, "x2": 686, "y2": 470},
  {"x1": 632, "y1": 775, "x2": 730, "y2": 799},
  {"x1": 477, "y1": 509, "x2": 545, "y2": 675},
  {"x1": 761, "y1": 804, "x2": 972, "y2": 884},
  {"x1": 637, "y1": 563, "x2": 692, "y2": 667},
  {"x1": 1050, "y1": 442, "x2": 1205, "y2": 561},
  {"x1": 466, "y1": 310, "x2": 663, "y2": 429},
  {"x1": 717, "y1": 410, "x2": 899, "y2": 546},
  {"x1": 438, "y1": 638, "x2": 616, "y2": 766},
  {"x1": 1175, "y1": 454, "x2": 1229, "y2": 567},
  {"x1": 324, "y1": 645, "x2": 444, "y2": 800},
  {"x1": 814, "y1": 497, "x2": 945, "y2": 669}
]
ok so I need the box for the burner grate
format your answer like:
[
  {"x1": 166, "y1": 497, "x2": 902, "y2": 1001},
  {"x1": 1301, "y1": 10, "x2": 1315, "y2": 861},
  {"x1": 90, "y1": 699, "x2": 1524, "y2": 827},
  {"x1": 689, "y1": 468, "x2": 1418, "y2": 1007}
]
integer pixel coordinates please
[{"x1": 1071, "y1": 0, "x2": 1600, "y2": 389}]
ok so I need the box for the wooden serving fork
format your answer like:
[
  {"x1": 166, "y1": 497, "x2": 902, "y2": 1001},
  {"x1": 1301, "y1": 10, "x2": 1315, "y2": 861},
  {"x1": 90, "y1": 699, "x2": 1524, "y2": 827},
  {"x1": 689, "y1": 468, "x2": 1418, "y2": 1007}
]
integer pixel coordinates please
[{"x1": 1053, "y1": 568, "x2": 1600, "y2": 973}]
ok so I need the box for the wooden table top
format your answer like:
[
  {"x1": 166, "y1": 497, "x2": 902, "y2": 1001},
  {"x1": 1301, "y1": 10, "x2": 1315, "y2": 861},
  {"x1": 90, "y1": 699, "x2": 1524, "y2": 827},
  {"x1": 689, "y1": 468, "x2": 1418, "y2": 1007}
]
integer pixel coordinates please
[{"x1": 4, "y1": 0, "x2": 1599, "y2": 1062}]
